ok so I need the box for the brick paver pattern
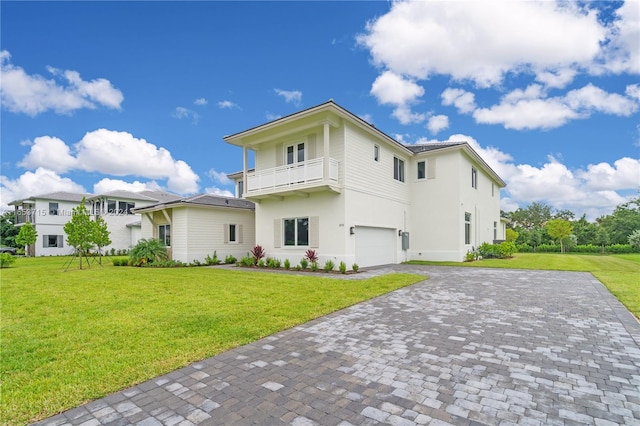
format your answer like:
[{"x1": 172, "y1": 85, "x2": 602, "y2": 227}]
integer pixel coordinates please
[{"x1": 34, "y1": 266, "x2": 640, "y2": 425}]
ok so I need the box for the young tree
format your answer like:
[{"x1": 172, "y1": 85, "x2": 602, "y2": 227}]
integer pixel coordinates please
[
  {"x1": 505, "y1": 228, "x2": 519, "y2": 242},
  {"x1": 92, "y1": 215, "x2": 111, "y2": 264},
  {"x1": 63, "y1": 198, "x2": 95, "y2": 269},
  {"x1": 15, "y1": 222, "x2": 37, "y2": 256},
  {"x1": 546, "y1": 219, "x2": 573, "y2": 253}
]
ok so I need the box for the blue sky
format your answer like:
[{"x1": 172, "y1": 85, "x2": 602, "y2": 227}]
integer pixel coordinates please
[{"x1": 1, "y1": 0, "x2": 638, "y2": 220}]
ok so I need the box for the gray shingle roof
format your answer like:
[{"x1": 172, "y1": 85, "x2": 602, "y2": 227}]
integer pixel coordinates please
[
  {"x1": 9, "y1": 191, "x2": 91, "y2": 205},
  {"x1": 133, "y1": 194, "x2": 255, "y2": 212},
  {"x1": 404, "y1": 142, "x2": 467, "y2": 154},
  {"x1": 87, "y1": 190, "x2": 182, "y2": 202}
]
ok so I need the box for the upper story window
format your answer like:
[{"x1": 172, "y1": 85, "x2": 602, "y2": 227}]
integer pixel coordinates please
[
  {"x1": 159, "y1": 224, "x2": 171, "y2": 247},
  {"x1": 394, "y1": 157, "x2": 405, "y2": 182},
  {"x1": 471, "y1": 167, "x2": 478, "y2": 189},
  {"x1": 284, "y1": 217, "x2": 309, "y2": 246},
  {"x1": 417, "y1": 161, "x2": 426, "y2": 180},
  {"x1": 286, "y1": 143, "x2": 305, "y2": 165},
  {"x1": 107, "y1": 199, "x2": 117, "y2": 213},
  {"x1": 118, "y1": 201, "x2": 135, "y2": 215},
  {"x1": 49, "y1": 202, "x2": 59, "y2": 215},
  {"x1": 374, "y1": 145, "x2": 380, "y2": 162}
]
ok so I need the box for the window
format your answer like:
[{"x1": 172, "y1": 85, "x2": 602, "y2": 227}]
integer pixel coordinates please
[
  {"x1": 118, "y1": 201, "x2": 135, "y2": 214},
  {"x1": 107, "y1": 200, "x2": 117, "y2": 213},
  {"x1": 159, "y1": 224, "x2": 171, "y2": 246},
  {"x1": 394, "y1": 157, "x2": 405, "y2": 182},
  {"x1": 417, "y1": 161, "x2": 426, "y2": 180},
  {"x1": 286, "y1": 142, "x2": 305, "y2": 165},
  {"x1": 471, "y1": 167, "x2": 478, "y2": 189},
  {"x1": 494, "y1": 221, "x2": 498, "y2": 241},
  {"x1": 44, "y1": 235, "x2": 63, "y2": 248},
  {"x1": 284, "y1": 217, "x2": 309, "y2": 246},
  {"x1": 374, "y1": 145, "x2": 380, "y2": 162},
  {"x1": 229, "y1": 224, "x2": 237, "y2": 242},
  {"x1": 49, "y1": 202, "x2": 59, "y2": 216},
  {"x1": 238, "y1": 180, "x2": 244, "y2": 198},
  {"x1": 464, "y1": 212, "x2": 471, "y2": 245}
]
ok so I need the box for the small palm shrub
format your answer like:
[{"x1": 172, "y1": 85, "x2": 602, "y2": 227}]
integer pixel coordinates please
[
  {"x1": 310, "y1": 261, "x2": 319, "y2": 272},
  {"x1": 225, "y1": 255, "x2": 237, "y2": 264},
  {"x1": 339, "y1": 261, "x2": 347, "y2": 274},
  {"x1": 205, "y1": 251, "x2": 220, "y2": 265},
  {"x1": 284, "y1": 259, "x2": 291, "y2": 269},
  {"x1": 352, "y1": 263, "x2": 359, "y2": 273},
  {"x1": 238, "y1": 255, "x2": 254, "y2": 267},
  {"x1": 323, "y1": 260, "x2": 335, "y2": 272},
  {"x1": 300, "y1": 258, "x2": 309, "y2": 269},
  {"x1": 129, "y1": 238, "x2": 168, "y2": 266}
]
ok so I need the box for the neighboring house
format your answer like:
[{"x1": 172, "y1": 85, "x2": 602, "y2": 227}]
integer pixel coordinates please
[
  {"x1": 134, "y1": 194, "x2": 255, "y2": 263},
  {"x1": 9, "y1": 191, "x2": 91, "y2": 256},
  {"x1": 87, "y1": 190, "x2": 182, "y2": 253},
  {"x1": 225, "y1": 100, "x2": 506, "y2": 267},
  {"x1": 9, "y1": 190, "x2": 182, "y2": 256}
]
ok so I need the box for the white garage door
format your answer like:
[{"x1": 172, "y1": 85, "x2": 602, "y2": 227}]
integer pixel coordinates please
[{"x1": 355, "y1": 226, "x2": 396, "y2": 267}]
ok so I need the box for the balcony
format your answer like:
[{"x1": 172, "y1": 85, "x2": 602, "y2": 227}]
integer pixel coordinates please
[{"x1": 246, "y1": 157, "x2": 340, "y2": 199}]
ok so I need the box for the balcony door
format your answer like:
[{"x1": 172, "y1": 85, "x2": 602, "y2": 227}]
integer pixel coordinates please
[{"x1": 285, "y1": 142, "x2": 305, "y2": 183}]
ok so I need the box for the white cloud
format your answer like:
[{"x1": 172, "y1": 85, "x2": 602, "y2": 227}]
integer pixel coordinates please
[
  {"x1": 217, "y1": 100, "x2": 239, "y2": 109},
  {"x1": 370, "y1": 71, "x2": 426, "y2": 124},
  {"x1": 194, "y1": 98, "x2": 208, "y2": 106},
  {"x1": 206, "y1": 168, "x2": 231, "y2": 185},
  {"x1": 74, "y1": 129, "x2": 199, "y2": 193},
  {"x1": 358, "y1": 1, "x2": 606, "y2": 88},
  {"x1": 472, "y1": 83, "x2": 638, "y2": 130},
  {"x1": 577, "y1": 157, "x2": 640, "y2": 191},
  {"x1": 426, "y1": 115, "x2": 449, "y2": 134},
  {"x1": 0, "y1": 50, "x2": 123, "y2": 116},
  {"x1": 0, "y1": 167, "x2": 86, "y2": 210},
  {"x1": 93, "y1": 178, "x2": 162, "y2": 194},
  {"x1": 18, "y1": 136, "x2": 76, "y2": 173},
  {"x1": 204, "y1": 187, "x2": 234, "y2": 197},
  {"x1": 599, "y1": 0, "x2": 640, "y2": 75},
  {"x1": 18, "y1": 129, "x2": 200, "y2": 194},
  {"x1": 274, "y1": 89, "x2": 302, "y2": 105},
  {"x1": 441, "y1": 88, "x2": 476, "y2": 114},
  {"x1": 172, "y1": 106, "x2": 199, "y2": 124}
]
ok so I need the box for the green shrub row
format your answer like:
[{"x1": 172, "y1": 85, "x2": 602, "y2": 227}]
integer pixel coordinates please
[
  {"x1": 477, "y1": 241, "x2": 517, "y2": 259},
  {"x1": 516, "y1": 243, "x2": 638, "y2": 254}
]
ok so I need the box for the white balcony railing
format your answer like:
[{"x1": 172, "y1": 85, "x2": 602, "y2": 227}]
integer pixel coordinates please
[{"x1": 246, "y1": 157, "x2": 339, "y2": 193}]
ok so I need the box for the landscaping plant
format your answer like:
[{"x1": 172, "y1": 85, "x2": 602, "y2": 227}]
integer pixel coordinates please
[
  {"x1": 323, "y1": 259, "x2": 335, "y2": 272},
  {"x1": 0, "y1": 253, "x2": 16, "y2": 268},
  {"x1": 129, "y1": 238, "x2": 168, "y2": 266},
  {"x1": 251, "y1": 245, "x2": 266, "y2": 264},
  {"x1": 304, "y1": 249, "x2": 318, "y2": 263}
]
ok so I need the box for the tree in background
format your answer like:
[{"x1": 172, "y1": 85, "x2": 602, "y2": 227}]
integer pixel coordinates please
[
  {"x1": 0, "y1": 211, "x2": 19, "y2": 248},
  {"x1": 573, "y1": 214, "x2": 597, "y2": 245},
  {"x1": 599, "y1": 197, "x2": 640, "y2": 244},
  {"x1": 595, "y1": 226, "x2": 610, "y2": 253},
  {"x1": 628, "y1": 229, "x2": 640, "y2": 251},
  {"x1": 15, "y1": 222, "x2": 37, "y2": 256},
  {"x1": 505, "y1": 228, "x2": 518, "y2": 242},
  {"x1": 92, "y1": 215, "x2": 112, "y2": 264},
  {"x1": 528, "y1": 228, "x2": 542, "y2": 251},
  {"x1": 509, "y1": 202, "x2": 553, "y2": 230},
  {"x1": 64, "y1": 198, "x2": 95, "y2": 269},
  {"x1": 546, "y1": 219, "x2": 573, "y2": 253}
]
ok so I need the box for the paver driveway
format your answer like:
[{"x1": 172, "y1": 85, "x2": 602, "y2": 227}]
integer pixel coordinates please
[{"x1": 35, "y1": 266, "x2": 640, "y2": 425}]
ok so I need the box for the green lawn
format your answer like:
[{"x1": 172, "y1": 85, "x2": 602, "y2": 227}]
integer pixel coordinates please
[
  {"x1": 407, "y1": 253, "x2": 640, "y2": 318},
  {"x1": 1, "y1": 257, "x2": 424, "y2": 425}
]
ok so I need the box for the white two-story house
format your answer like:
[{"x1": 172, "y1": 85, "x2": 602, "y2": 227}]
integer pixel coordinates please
[
  {"x1": 10, "y1": 192, "x2": 91, "y2": 256},
  {"x1": 9, "y1": 190, "x2": 182, "y2": 256},
  {"x1": 225, "y1": 100, "x2": 506, "y2": 267}
]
